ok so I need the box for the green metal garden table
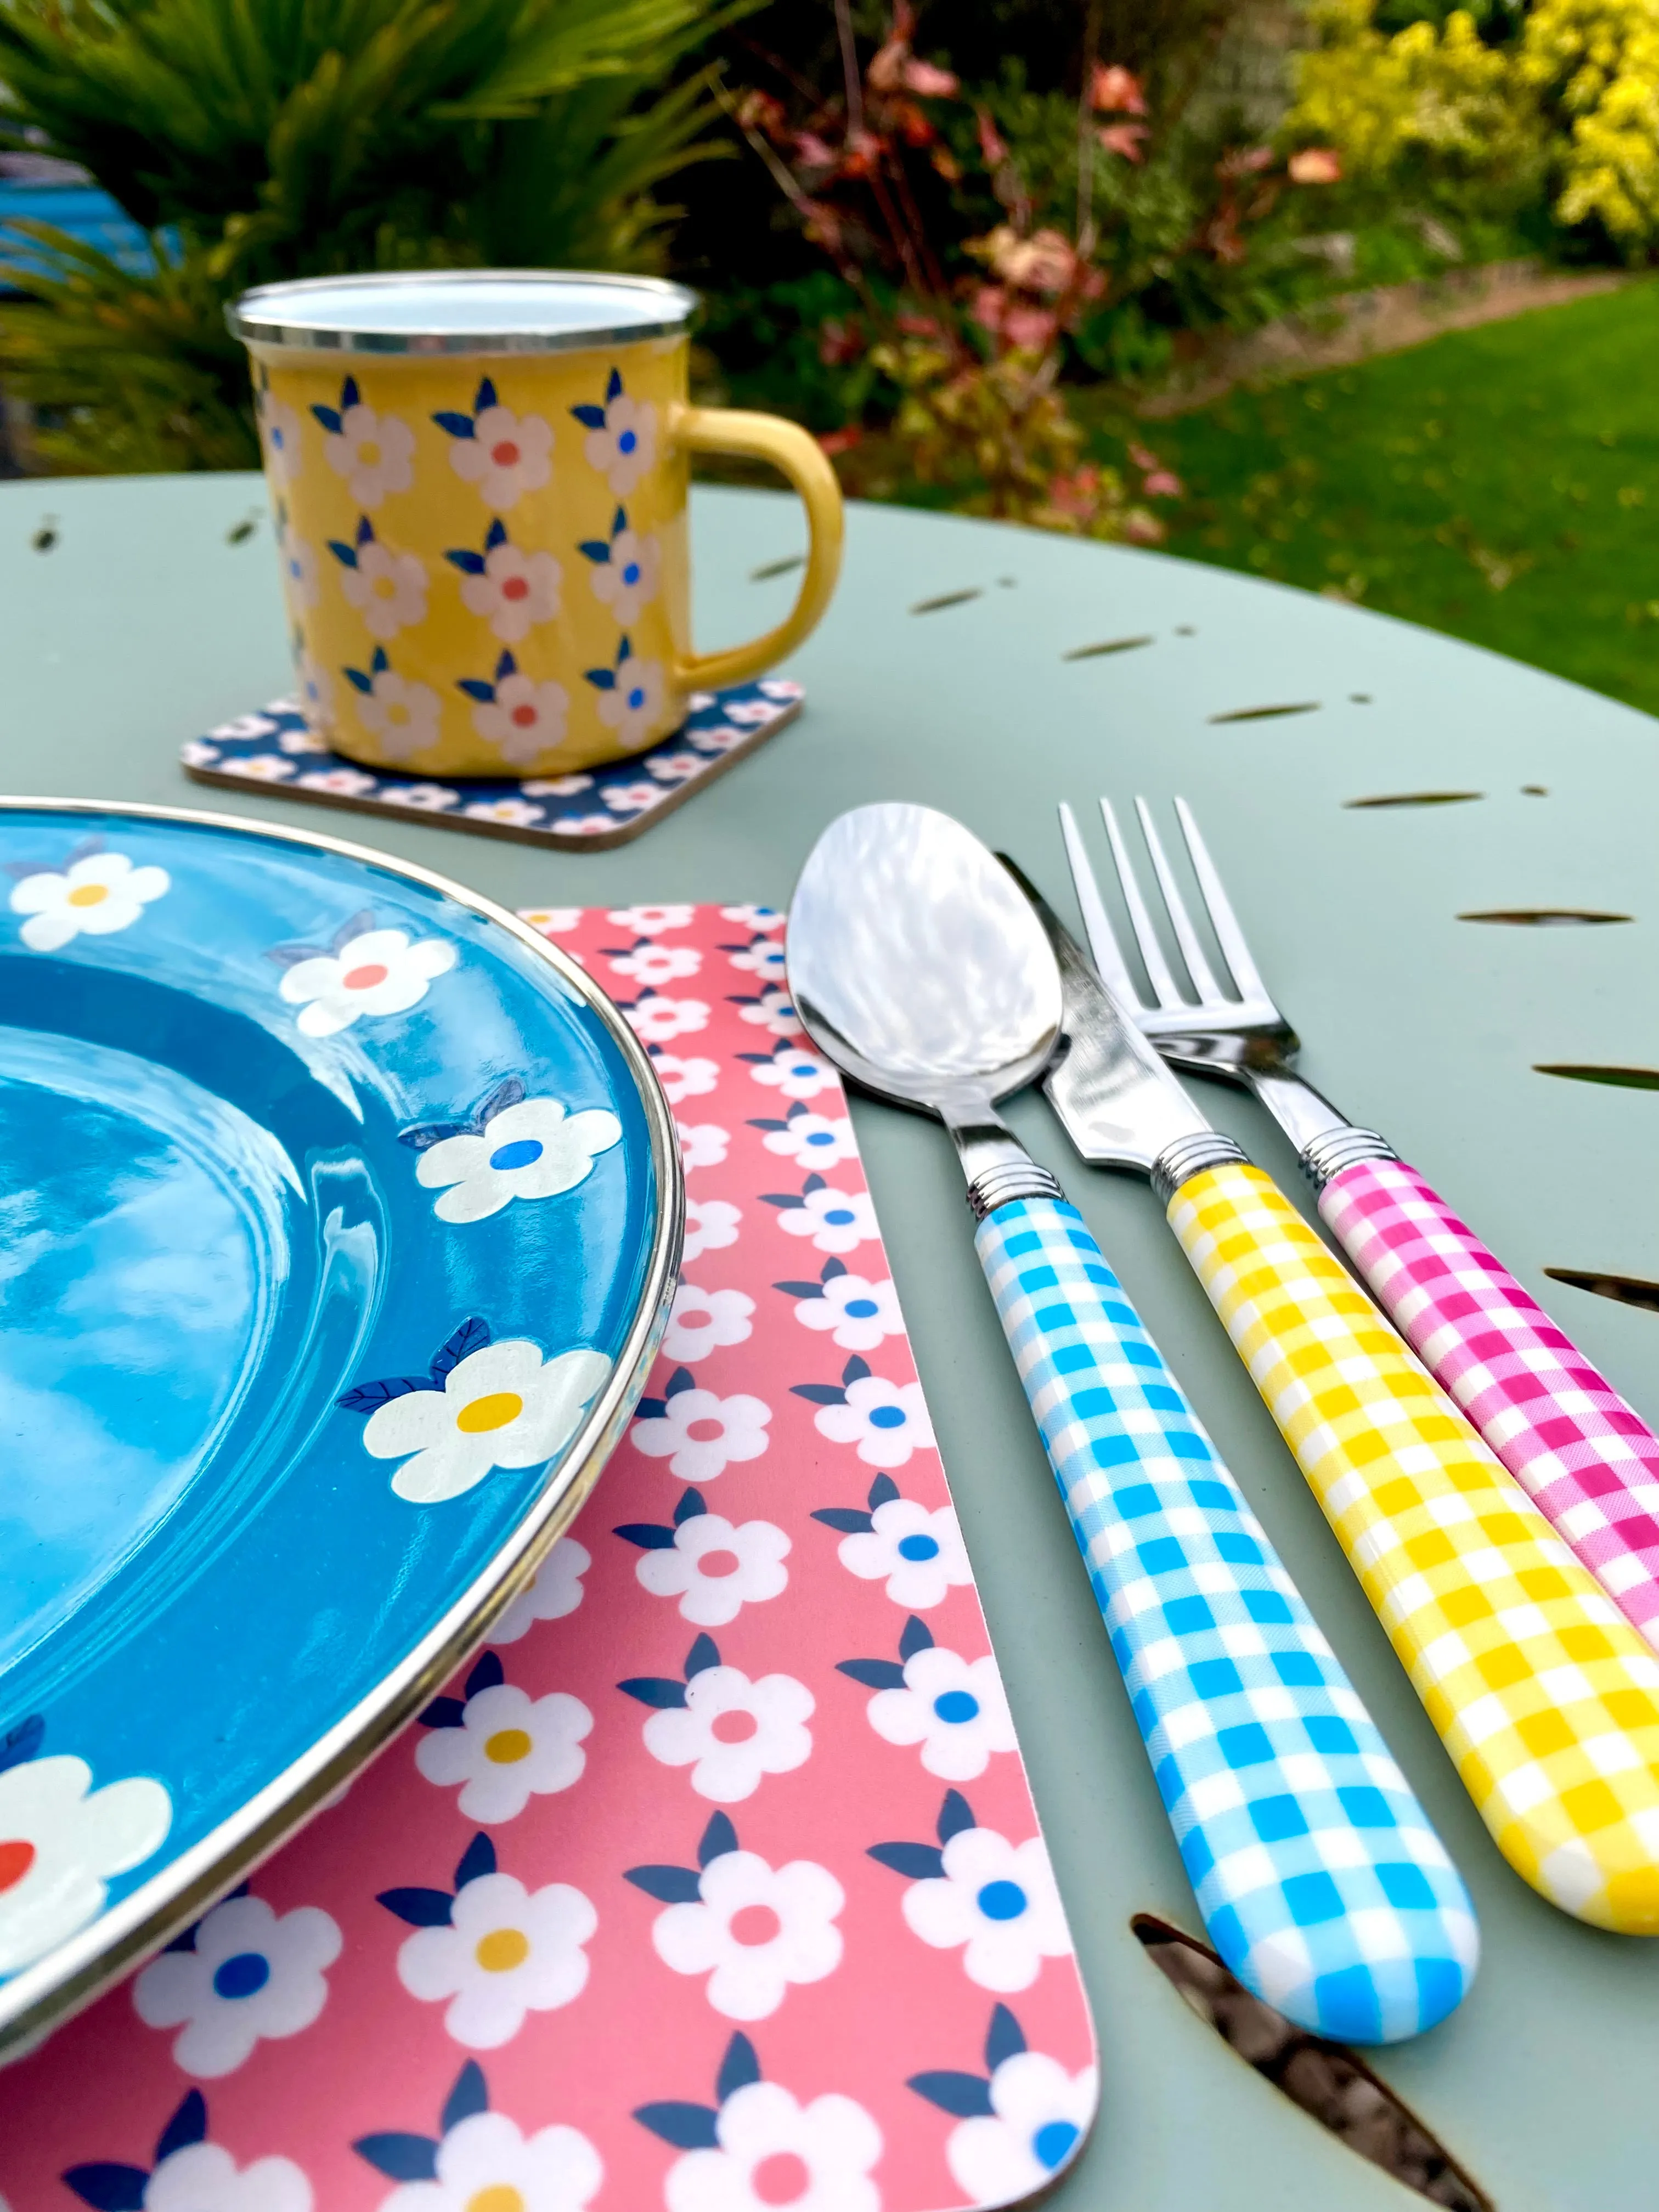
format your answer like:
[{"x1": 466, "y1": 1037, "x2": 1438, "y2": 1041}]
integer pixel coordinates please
[{"x1": 4, "y1": 471, "x2": 1656, "y2": 2210}]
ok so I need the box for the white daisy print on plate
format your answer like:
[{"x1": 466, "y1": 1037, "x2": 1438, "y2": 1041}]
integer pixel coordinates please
[
  {"x1": 62, "y1": 2087, "x2": 315, "y2": 2212},
  {"x1": 584, "y1": 635, "x2": 666, "y2": 752},
  {"x1": 795, "y1": 1356, "x2": 935, "y2": 1470},
  {"x1": 490, "y1": 1535, "x2": 590, "y2": 1644},
  {"x1": 435, "y1": 377, "x2": 554, "y2": 510},
  {"x1": 405, "y1": 1075, "x2": 622, "y2": 1224},
  {"x1": 447, "y1": 516, "x2": 562, "y2": 644},
  {"x1": 578, "y1": 503, "x2": 660, "y2": 625},
  {"x1": 629, "y1": 1369, "x2": 770, "y2": 1482},
  {"x1": 313, "y1": 374, "x2": 414, "y2": 509},
  {"x1": 340, "y1": 1317, "x2": 611, "y2": 1505},
  {"x1": 626, "y1": 1812, "x2": 842, "y2": 2023},
  {"x1": 682, "y1": 1195, "x2": 741, "y2": 1263},
  {"x1": 764, "y1": 1173, "x2": 878, "y2": 1254},
  {"x1": 352, "y1": 2059, "x2": 602, "y2": 2212},
  {"x1": 618, "y1": 1488, "x2": 789, "y2": 1629},
  {"x1": 911, "y1": 2002, "x2": 1096, "y2": 2204},
  {"x1": 840, "y1": 1613, "x2": 1017, "y2": 1781},
  {"x1": 778, "y1": 1260, "x2": 902, "y2": 1352},
  {"x1": 415, "y1": 1651, "x2": 591, "y2": 1822},
  {"x1": 623, "y1": 1635, "x2": 812, "y2": 1804},
  {"x1": 329, "y1": 514, "x2": 428, "y2": 640},
  {"x1": 871, "y1": 1791, "x2": 1073, "y2": 1994},
  {"x1": 814, "y1": 1477, "x2": 974, "y2": 1609},
  {"x1": 342, "y1": 645, "x2": 443, "y2": 760},
  {"x1": 8, "y1": 842, "x2": 170, "y2": 953},
  {"x1": 273, "y1": 907, "x2": 455, "y2": 1037},
  {"x1": 636, "y1": 2035, "x2": 880, "y2": 2212},
  {"x1": 571, "y1": 368, "x2": 658, "y2": 498},
  {"x1": 385, "y1": 1832, "x2": 595, "y2": 2050},
  {"x1": 749, "y1": 1103, "x2": 856, "y2": 1171},
  {"x1": 0, "y1": 1739, "x2": 171, "y2": 1975},
  {"x1": 133, "y1": 1891, "x2": 342, "y2": 2078},
  {"x1": 459, "y1": 648, "x2": 570, "y2": 769},
  {"x1": 662, "y1": 1284, "x2": 755, "y2": 1364}
]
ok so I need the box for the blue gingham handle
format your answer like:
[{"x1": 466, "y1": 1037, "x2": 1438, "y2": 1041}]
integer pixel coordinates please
[{"x1": 974, "y1": 1195, "x2": 1479, "y2": 2044}]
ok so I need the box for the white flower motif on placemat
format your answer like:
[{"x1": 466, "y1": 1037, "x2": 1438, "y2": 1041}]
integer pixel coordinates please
[
  {"x1": 460, "y1": 648, "x2": 570, "y2": 769},
  {"x1": 678, "y1": 1122, "x2": 730, "y2": 1171},
  {"x1": 585, "y1": 635, "x2": 665, "y2": 752},
  {"x1": 259, "y1": 394, "x2": 304, "y2": 485},
  {"x1": 491, "y1": 1536, "x2": 590, "y2": 1644},
  {"x1": 946, "y1": 2046, "x2": 1096, "y2": 2203},
  {"x1": 330, "y1": 516, "x2": 428, "y2": 640},
  {"x1": 607, "y1": 936, "x2": 702, "y2": 988},
  {"x1": 314, "y1": 375, "x2": 414, "y2": 509},
  {"x1": 410, "y1": 1084, "x2": 622, "y2": 1224},
  {"x1": 648, "y1": 750, "x2": 702, "y2": 783},
  {"x1": 344, "y1": 1324, "x2": 611, "y2": 1505},
  {"x1": 662, "y1": 1284, "x2": 754, "y2": 1364},
  {"x1": 572, "y1": 368, "x2": 658, "y2": 498},
  {"x1": 683, "y1": 1197, "x2": 741, "y2": 1263},
  {"x1": 633, "y1": 1816, "x2": 842, "y2": 2023},
  {"x1": 235, "y1": 753, "x2": 297, "y2": 782},
  {"x1": 463, "y1": 797, "x2": 544, "y2": 828},
  {"x1": 343, "y1": 646, "x2": 442, "y2": 760},
  {"x1": 650, "y1": 2068, "x2": 879, "y2": 2212},
  {"x1": 830, "y1": 1487, "x2": 973, "y2": 1610},
  {"x1": 630, "y1": 1372, "x2": 770, "y2": 1482},
  {"x1": 623, "y1": 991, "x2": 709, "y2": 1045},
  {"x1": 787, "y1": 1264, "x2": 903, "y2": 1352},
  {"x1": 602, "y1": 780, "x2": 662, "y2": 815},
  {"x1": 800, "y1": 1360, "x2": 935, "y2": 1470},
  {"x1": 296, "y1": 766, "x2": 378, "y2": 797},
  {"x1": 719, "y1": 904, "x2": 784, "y2": 932},
  {"x1": 0, "y1": 1747, "x2": 171, "y2": 1975},
  {"x1": 9, "y1": 847, "x2": 170, "y2": 952},
  {"x1": 903, "y1": 1826, "x2": 1071, "y2": 1993},
  {"x1": 416, "y1": 1656, "x2": 591, "y2": 1822},
  {"x1": 145, "y1": 2138, "x2": 313, "y2": 2212},
  {"x1": 394, "y1": 1846, "x2": 595, "y2": 2050},
  {"x1": 723, "y1": 932, "x2": 787, "y2": 982},
  {"x1": 751, "y1": 1104, "x2": 856, "y2": 1171},
  {"x1": 627, "y1": 1640, "x2": 812, "y2": 1805},
  {"x1": 382, "y1": 781, "x2": 459, "y2": 813},
  {"x1": 522, "y1": 777, "x2": 593, "y2": 800},
  {"x1": 867, "y1": 1641, "x2": 1017, "y2": 1783},
  {"x1": 522, "y1": 905, "x2": 584, "y2": 933},
  {"x1": 744, "y1": 1044, "x2": 834, "y2": 1101},
  {"x1": 133, "y1": 1893, "x2": 342, "y2": 2077},
  {"x1": 579, "y1": 504, "x2": 660, "y2": 625},
  {"x1": 371, "y1": 2101, "x2": 602, "y2": 2212},
  {"x1": 276, "y1": 916, "x2": 455, "y2": 1037},
  {"x1": 448, "y1": 517, "x2": 562, "y2": 644},
  {"x1": 770, "y1": 1177, "x2": 878, "y2": 1254},
  {"x1": 609, "y1": 903, "x2": 693, "y2": 935},
  {"x1": 436, "y1": 377, "x2": 554, "y2": 511},
  {"x1": 654, "y1": 1054, "x2": 720, "y2": 1105},
  {"x1": 623, "y1": 1493, "x2": 789, "y2": 1629}
]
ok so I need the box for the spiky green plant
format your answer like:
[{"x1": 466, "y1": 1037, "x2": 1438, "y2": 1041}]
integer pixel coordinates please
[{"x1": 0, "y1": 0, "x2": 733, "y2": 471}]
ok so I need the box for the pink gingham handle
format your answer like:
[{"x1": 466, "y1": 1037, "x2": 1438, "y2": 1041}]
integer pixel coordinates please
[{"x1": 1319, "y1": 1155, "x2": 1659, "y2": 1644}]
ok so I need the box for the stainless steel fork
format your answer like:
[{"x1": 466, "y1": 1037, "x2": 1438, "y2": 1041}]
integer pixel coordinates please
[{"x1": 1060, "y1": 793, "x2": 1659, "y2": 1651}]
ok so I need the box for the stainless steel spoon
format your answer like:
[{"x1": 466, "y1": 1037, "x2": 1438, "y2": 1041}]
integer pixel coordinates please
[{"x1": 788, "y1": 802, "x2": 1477, "y2": 2045}]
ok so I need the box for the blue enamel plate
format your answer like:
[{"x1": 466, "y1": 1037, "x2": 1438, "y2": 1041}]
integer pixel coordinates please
[{"x1": 0, "y1": 800, "x2": 680, "y2": 2057}]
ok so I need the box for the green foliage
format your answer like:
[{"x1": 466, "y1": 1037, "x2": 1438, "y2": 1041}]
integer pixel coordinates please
[{"x1": 0, "y1": 0, "x2": 732, "y2": 471}]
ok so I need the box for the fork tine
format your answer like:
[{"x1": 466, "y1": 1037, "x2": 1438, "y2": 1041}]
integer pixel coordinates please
[
  {"x1": 1133, "y1": 797, "x2": 1228, "y2": 1005},
  {"x1": 1058, "y1": 802, "x2": 1145, "y2": 1007},
  {"x1": 1172, "y1": 795, "x2": 1271, "y2": 1004},
  {"x1": 1097, "y1": 797, "x2": 1186, "y2": 1009}
]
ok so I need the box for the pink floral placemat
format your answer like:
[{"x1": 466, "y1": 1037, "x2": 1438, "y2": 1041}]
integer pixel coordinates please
[{"x1": 0, "y1": 904, "x2": 1098, "y2": 2212}]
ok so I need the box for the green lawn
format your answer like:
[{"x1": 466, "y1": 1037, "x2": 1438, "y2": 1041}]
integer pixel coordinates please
[{"x1": 1133, "y1": 282, "x2": 1659, "y2": 719}]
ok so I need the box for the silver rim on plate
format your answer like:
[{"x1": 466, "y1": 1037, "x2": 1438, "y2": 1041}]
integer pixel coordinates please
[{"x1": 0, "y1": 795, "x2": 685, "y2": 2061}]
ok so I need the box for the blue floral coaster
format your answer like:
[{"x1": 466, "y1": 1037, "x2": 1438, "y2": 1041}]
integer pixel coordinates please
[{"x1": 181, "y1": 676, "x2": 804, "y2": 849}]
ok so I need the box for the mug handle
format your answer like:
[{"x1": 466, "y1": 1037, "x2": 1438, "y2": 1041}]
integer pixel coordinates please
[{"x1": 670, "y1": 405, "x2": 845, "y2": 692}]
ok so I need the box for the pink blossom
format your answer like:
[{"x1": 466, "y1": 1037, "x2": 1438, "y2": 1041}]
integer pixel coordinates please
[
  {"x1": 1090, "y1": 63, "x2": 1147, "y2": 115},
  {"x1": 1098, "y1": 122, "x2": 1147, "y2": 162},
  {"x1": 1289, "y1": 147, "x2": 1343, "y2": 184},
  {"x1": 1142, "y1": 470, "x2": 1183, "y2": 498},
  {"x1": 902, "y1": 57, "x2": 959, "y2": 96}
]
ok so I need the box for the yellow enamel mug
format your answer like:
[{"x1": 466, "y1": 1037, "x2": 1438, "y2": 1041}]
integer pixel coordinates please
[{"x1": 227, "y1": 272, "x2": 843, "y2": 778}]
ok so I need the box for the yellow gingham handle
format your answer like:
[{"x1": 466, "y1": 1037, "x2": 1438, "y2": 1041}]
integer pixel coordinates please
[{"x1": 1169, "y1": 1161, "x2": 1659, "y2": 1932}]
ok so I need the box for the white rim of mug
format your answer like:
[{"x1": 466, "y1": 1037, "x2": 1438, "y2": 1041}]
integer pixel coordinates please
[{"x1": 226, "y1": 267, "x2": 702, "y2": 356}]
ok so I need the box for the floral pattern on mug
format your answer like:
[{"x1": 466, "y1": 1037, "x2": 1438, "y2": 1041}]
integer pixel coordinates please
[
  {"x1": 626, "y1": 1813, "x2": 843, "y2": 2023},
  {"x1": 337, "y1": 1317, "x2": 612, "y2": 1505},
  {"x1": 343, "y1": 645, "x2": 443, "y2": 761},
  {"x1": 329, "y1": 515, "x2": 429, "y2": 641},
  {"x1": 578, "y1": 504, "x2": 659, "y2": 626},
  {"x1": 314, "y1": 375, "x2": 414, "y2": 509},
  {"x1": 276, "y1": 523, "x2": 320, "y2": 611},
  {"x1": 435, "y1": 377, "x2": 554, "y2": 510},
  {"x1": 258, "y1": 393, "x2": 304, "y2": 486},
  {"x1": 585, "y1": 635, "x2": 666, "y2": 753},
  {"x1": 459, "y1": 649, "x2": 571, "y2": 769},
  {"x1": 571, "y1": 367, "x2": 657, "y2": 498},
  {"x1": 445, "y1": 517, "x2": 562, "y2": 644}
]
